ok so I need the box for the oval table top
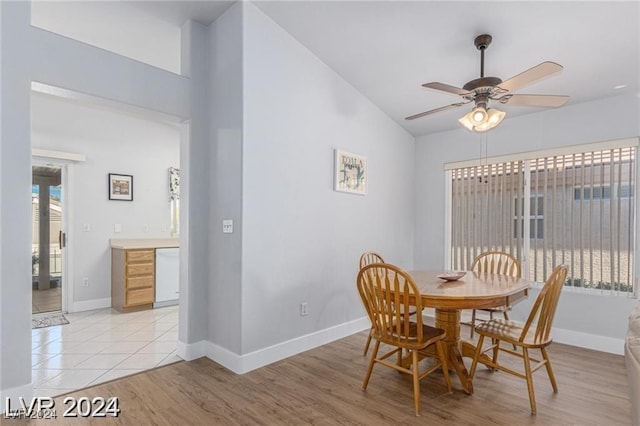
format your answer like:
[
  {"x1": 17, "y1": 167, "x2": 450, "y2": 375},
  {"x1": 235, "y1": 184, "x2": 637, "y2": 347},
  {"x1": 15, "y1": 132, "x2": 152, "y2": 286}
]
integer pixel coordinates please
[{"x1": 407, "y1": 270, "x2": 531, "y2": 310}]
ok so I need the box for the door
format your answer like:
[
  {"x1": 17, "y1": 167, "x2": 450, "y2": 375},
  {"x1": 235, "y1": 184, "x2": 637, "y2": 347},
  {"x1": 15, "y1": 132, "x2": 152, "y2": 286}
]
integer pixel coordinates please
[{"x1": 32, "y1": 164, "x2": 65, "y2": 314}]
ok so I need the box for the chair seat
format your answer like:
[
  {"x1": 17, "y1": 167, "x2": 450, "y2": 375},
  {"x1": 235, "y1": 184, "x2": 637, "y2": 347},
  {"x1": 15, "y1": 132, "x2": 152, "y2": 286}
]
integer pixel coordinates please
[
  {"x1": 475, "y1": 318, "x2": 553, "y2": 347},
  {"x1": 376, "y1": 322, "x2": 445, "y2": 349}
]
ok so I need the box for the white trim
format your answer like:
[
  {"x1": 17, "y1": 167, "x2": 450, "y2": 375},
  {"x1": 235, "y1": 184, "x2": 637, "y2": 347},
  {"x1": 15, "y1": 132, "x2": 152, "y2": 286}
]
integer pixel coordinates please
[
  {"x1": 71, "y1": 297, "x2": 111, "y2": 313},
  {"x1": 424, "y1": 311, "x2": 624, "y2": 355},
  {"x1": 552, "y1": 327, "x2": 624, "y2": 355},
  {"x1": 0, "y1": 383, "x2": 33, "y2": 414},
  {"x1": 204, "y1": 317, "x2": 370, "y2": 374},
  {"x1": 176, "y1": 340, "x2": 206, "y2": 361},
  {"x1": 522, "y1": 161, "x2": 531, "y2": 279},
  {"x1": 444, "y1": 137, "x2": 640, "y2": 170},
  {"x1": 31, "y1": 159, "x2": 74, "y2": 313},
  {"x1": 31, "y1": 81, "x2": 186, "y2": 125},
  {"x1": 63, "y1": 164, "x2": 74, "y2": 313},
  {"x1": 32, "y1": 149, "x2": 86, "y2": 162},
  {"x1": 443, "y1": 170, "x2": 452, "y2": 269},
  {"x1": 206, "y1": 342, "x2": 243, "y2": 372}
]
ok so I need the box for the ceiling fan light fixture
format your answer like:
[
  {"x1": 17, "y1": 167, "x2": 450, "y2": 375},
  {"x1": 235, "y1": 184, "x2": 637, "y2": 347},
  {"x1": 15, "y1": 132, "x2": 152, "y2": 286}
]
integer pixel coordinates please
[
  {"x1": 471, "y1": 107, "x2": 488, "y2": 123},
  {"x1": 459, "y1": 107, "x2": 505, "y2": 132}
]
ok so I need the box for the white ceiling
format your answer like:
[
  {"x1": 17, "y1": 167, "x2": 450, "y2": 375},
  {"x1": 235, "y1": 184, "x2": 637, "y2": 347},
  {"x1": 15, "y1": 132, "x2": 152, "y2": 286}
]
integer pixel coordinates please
[
  {"x1": 105, "y1": 1, "x2": 640, "y2": 136},
  {"x1": 252, "y1": 1, "x2": 640, "y2": 136}
]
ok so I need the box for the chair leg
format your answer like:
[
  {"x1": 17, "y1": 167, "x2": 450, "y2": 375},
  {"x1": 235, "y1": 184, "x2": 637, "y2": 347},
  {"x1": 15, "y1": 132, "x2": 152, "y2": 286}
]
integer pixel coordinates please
[
  {"x1": 469, "y1": 335, "x2": 485, "y2": 379},
  {"x1": 522, "y1": 347, "x2": 537, "y2": 415},
  {"x1": 435, "y1": 341, "x2": 452, "y2": 392},
  {"x1": 362, "y1": 340, "x2": 380, "y2": 391},
  {"x1": 541, "y1": 347, "x2": 558, "y2": 393},
  {"x1": 470, "y1": 310, "x2": 476, "y2": 338},
  {"x1": 411, "y1": 349, "x2": 421, "y2": 416},
  {"x1": 363, "y1": 327, "x2": 373, "y2": 356},
  {"x1": 503, "y1": 311, "x2": 517, "y2": 350},
  {"x1": 491, "y1": 338, "x2": 500, "y2": 366}
]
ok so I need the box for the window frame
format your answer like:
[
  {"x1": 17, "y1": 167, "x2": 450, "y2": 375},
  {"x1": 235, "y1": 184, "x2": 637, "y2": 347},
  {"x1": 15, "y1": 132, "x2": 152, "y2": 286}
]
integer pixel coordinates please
[{"x1": 444, "y1": 137, "x2": 640, "y2": 297}]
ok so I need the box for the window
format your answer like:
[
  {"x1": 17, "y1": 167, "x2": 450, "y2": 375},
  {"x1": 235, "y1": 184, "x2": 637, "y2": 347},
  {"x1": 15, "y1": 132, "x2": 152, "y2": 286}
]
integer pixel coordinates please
[
  {"x1": 448, "y1": 144, "x2": 636, "y2": 295},
  {"x1": 514, "y1": 195, "x2": 544, "y2": 239},
  {"x1": 450, "y1": 161, "x2": 525, "y2": 270}
]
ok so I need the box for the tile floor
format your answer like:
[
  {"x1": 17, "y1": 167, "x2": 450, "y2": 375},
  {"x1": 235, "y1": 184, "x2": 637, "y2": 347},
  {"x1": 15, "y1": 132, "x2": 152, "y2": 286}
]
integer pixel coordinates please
[{"x1": 31, "y1": 305, "x2": 180, "y2": 397}]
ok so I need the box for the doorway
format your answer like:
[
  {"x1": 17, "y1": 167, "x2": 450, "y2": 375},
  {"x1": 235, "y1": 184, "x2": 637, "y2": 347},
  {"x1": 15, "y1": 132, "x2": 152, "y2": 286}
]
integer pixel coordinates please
[{"x1": 31, "y1": 164, "x2": 65, "y2": 314}]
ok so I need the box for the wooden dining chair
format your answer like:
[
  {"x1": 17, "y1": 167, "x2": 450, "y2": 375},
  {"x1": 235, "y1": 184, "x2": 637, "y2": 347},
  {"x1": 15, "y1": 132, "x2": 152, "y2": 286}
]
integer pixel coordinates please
[
  {"x1": 358, "y1": 252, "x2": 418, "y2": 356},
  {"x1": 359, "y1": 252, "x2": 385, "y2": 356},
  {"x1": 357, "y1": 263, "x2": 452, "y2": 416},
  {"x1": 467, "y1": 251, "x2": 522, "y2": 338},
  {"x1": 469, "y1": 264, "x2": 568, "y2": 415}
]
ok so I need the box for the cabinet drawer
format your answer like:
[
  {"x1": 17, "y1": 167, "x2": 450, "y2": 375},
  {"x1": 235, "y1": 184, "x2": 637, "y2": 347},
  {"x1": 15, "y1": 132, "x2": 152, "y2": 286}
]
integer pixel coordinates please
[
  {"x1": 126, "y1": 263, "x2": 154, "y2": 276},
  {"x1": 126, "y1": 275, "x2": 154, "y2": 290},
  {"x1": 126, "y1": 287, "x2": 154, "y2": 306},
  {"x1": 126, "y1": 250, "x2": 155, "y2": 264}
]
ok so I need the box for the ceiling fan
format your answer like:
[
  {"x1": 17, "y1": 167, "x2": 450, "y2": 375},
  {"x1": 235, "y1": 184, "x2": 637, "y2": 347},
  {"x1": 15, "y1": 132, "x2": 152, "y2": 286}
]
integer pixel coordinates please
[{"x1": 405, "y1": 34, "x2": 569, "y2": 132}]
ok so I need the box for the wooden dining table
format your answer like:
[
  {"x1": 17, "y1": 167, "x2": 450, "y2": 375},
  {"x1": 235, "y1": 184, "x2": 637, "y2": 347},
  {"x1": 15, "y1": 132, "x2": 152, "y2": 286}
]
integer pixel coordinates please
[{"x1": 406, "y1": 270, "x2": 531, "y2": 394}]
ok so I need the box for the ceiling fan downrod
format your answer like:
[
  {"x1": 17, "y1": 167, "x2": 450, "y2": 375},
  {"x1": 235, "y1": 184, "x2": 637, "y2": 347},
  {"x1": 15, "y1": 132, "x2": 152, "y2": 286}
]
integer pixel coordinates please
[
  {"x1": 462, "y1": 34, "x2": 502, "y2": 94},
  {"x1": 475, "y1": 34, "x2": 492, "y2": 78}
]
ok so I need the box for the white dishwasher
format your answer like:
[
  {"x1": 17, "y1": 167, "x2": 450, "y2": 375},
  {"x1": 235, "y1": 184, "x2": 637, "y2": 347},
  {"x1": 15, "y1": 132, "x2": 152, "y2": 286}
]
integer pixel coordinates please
[{"x1": 155, "y1": 247, "x2": 179, "y2": 308}]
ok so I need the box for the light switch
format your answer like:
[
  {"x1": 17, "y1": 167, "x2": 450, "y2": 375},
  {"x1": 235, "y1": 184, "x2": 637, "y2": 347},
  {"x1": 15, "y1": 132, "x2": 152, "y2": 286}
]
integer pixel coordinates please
[
  {"x1": 222, "y1": 220, "x2": 233, "y2": 234},
  {"x1": 143, "y1": 224, "x2": 149, "y2": 232},
  {"x1": 82, "y1": 224, "x2": 91, "y2": 232},
  {"x1": 114, "y1": 224, "x2": 122, "y2": 233}
]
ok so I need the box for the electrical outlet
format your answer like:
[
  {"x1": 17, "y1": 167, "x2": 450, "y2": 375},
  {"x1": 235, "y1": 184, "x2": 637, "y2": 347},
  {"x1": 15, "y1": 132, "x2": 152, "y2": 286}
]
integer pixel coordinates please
[
  {"x1": 222, "y1": 220, "x2": 233, "y2": 234},
  {"x1": 114, "y1": 224, "x2": 122, "y2": 233},
  {"x1": 83, "y1": 277, "x2": 89, "y2": 287},
  {"x1": 82, "y1": 224, "x2": 91, "y2": 232},
  {"x1": 300, "y1": 302, "x2": 308, "y2": 316}
]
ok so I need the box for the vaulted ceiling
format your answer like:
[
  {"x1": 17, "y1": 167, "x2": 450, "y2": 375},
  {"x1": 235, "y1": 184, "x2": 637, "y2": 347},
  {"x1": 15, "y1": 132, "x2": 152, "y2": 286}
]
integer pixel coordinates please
[{"x1": 78, "y1": 1, "x2": 640, "y2": 137}]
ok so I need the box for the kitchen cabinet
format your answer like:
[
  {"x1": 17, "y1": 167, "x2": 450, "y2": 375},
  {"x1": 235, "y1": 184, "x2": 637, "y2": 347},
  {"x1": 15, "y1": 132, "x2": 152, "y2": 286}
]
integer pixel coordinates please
[
  {"x1": 111, "y1": 248, "x2": 155, "y2": 312},
  {"x1": 110, "y1": 238, "x2": 179, "y2": 312}
]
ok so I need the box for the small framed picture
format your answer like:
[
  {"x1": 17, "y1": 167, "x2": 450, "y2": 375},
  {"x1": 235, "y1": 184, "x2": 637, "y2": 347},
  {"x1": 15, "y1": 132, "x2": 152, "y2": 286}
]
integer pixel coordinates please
[
  {"x1": 334, "y1": 149, "x2": 367, "y2": 195},
  {"x1": 108, "y1": 173, "x2": 133, "y2": 201}
]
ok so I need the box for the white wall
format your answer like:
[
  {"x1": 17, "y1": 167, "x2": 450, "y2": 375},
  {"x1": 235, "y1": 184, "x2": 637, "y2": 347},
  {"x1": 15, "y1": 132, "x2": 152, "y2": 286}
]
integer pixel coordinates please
[
  {"x1": 0, "y1": 1, "x2": 191, "y2": 411},
  {"x1": 414, "y1": 94, "x2": 640, "y2": 353},
  {"x1": 208, "y1": 3, "x2": 243, "y2": 355},
  {"x1": 31, "y1": 93, "x2": 180, "y2": 309},
  {"x1": 31, "y1": 1, "x2": 181, "y2": 74},
  {"x1": 240, "y1": 4, "x2": 415, "y2": 356}
]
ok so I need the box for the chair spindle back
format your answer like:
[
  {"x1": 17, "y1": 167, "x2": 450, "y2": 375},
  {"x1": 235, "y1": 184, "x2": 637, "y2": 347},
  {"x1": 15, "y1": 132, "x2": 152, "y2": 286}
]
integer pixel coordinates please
[
  {"x1": 359, "y1": 251, "x2": 385, "y2": 269},
  {"x1": 357, "y1": 264, "x2": 423, "y2": 346},
  {"x1": 520, "y1": 265, "x2": 568, "y2": 344},
  {"x1": 471, "y1": 251, "x2": 521, "y2": 278}
]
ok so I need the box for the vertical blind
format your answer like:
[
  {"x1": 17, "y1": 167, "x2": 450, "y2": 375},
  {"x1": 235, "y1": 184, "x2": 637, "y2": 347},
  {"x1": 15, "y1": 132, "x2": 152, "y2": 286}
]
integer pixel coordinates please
[
  {"x1": 450, "y1": 160, "x2": 525, "y2": 270},
  {"x1": 449, "y1": 146, "x2": 636, "y2": 294}
]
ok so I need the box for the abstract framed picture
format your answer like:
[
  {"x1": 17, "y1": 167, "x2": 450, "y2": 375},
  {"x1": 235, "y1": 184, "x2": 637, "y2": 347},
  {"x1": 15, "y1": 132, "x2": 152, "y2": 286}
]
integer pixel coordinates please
[
  {"x1": 334, "y1": 149, "x2": 367, "y2": 195},
  {"x1": 108, "y1": 173, "x2": 133, "y2": 201}
]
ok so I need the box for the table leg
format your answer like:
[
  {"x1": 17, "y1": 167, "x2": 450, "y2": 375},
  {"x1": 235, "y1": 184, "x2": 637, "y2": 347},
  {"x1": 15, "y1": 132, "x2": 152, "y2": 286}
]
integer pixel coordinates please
[{"x1": 435, "y1": 308, "x2": 473, "y2": 394}]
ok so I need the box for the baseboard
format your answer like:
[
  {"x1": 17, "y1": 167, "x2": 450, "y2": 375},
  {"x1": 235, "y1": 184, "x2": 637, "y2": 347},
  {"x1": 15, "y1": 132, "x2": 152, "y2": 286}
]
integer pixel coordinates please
[
  {"x1": 206, "y1": 317, "x2": 370, "y2": 374},
  {"x1": 71, "y1": 298, "x2": 111, "y2": 313},
  {"x1": 552, "y1": 327, "x2": 625, "y2": 355},
  {"x1": 422, "y1": 312, "x2": 625, "y2": 355},
  {"x1": 0, "y1": 383, "x2": 33, "y2": 414},
  {"x1": 176, "y1": 340, "x2": 206, "y2": 361}
]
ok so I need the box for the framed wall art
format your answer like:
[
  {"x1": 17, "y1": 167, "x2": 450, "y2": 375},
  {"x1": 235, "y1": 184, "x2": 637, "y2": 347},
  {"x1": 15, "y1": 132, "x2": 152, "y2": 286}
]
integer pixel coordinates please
[
  {"x1": 108, "y1": 173, "x2": 133, "y2": 201},
  {"x1": 334, "y1": 149, "x2": 367, "y2": 195}
]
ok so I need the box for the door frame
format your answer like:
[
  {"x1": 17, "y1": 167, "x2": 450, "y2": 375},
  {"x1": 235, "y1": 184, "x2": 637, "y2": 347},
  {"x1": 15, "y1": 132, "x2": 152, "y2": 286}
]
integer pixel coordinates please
[{"x1": 32, "y1": 153, "x2": 80, "y2": 313}]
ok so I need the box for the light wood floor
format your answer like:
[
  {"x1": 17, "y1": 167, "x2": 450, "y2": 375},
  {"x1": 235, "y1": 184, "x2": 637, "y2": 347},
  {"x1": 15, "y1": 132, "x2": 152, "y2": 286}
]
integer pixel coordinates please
[{"x1": 16, "y1": 329, "x2": 632, "y2": 425}]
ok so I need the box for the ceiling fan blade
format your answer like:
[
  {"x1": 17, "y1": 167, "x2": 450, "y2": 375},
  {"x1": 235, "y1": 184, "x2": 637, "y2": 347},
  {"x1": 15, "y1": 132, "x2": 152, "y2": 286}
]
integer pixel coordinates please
[
  {"x1": 499, "y1": 94, "x2": 569, "y2": 108},
  {"x1": 422, "y1": 82, "x2": 470, "y2": 96},
  {"x1": 498, "y1": 61, "x2": 564, "y2": 92},
  {"x1": 405, "y1": 102, "x2": 469, "y2": 120}
]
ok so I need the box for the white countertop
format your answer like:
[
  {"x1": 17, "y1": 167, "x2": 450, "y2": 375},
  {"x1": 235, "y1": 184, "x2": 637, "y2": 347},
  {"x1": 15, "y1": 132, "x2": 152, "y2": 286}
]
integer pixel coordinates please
[{"x1": 110, "y1": 238, "x2": 179, "y2": 249}]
